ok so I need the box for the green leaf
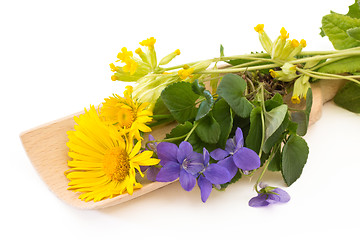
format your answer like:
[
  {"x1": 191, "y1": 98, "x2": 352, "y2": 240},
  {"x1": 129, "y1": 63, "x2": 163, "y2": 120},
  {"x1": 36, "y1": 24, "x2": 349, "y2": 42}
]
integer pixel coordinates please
[
  {"x1": 191, "y1": 80, "x2": 214, "y2": 121},
  {"x1": 334, "y1": 81, "x2": 360, "y2": 113},
  {"x1": 305, "y1": 88, "x2": 313, "y2": 120},
  {"x1": 264, "y1": 104, "x2": 288, "y2": 142},
  {"x1": 347, "y1": 27, "x2": 360, "y2": 40},
  {"x1": 218, "y1": 73, "x2": 247, "y2": 95},
  {"x1": 212, "y1": 98, "x2": 233, "y2": 148},
  {"x1": 153, "y1": 96, "x2": 170, "y2": 115},
  {"x1": 195, "y1": 114, "x2": 221, "y2": 144},
  {"x1": 321, "y1": 13, "x2": 360, "y2": 49},
  {"x1": 187, "y1": 131, "x2": 217, "y2": 153},
  {"x1": 161, "y1": 82, "x2": 198, "y2": 123},
  {"x1": 291, "y1": 112, "x2": 307, "y2": 136},
  {"x1": 268, "y1": 148, "x2": 282, "y2": 172},
  {"x1": 191, "y1": 79, "x2": 206, "y2": 95},
  {"x1": 220, "y1": 44, "x2": 225, "y2": 57},
  {"x1": 347, "y1": 0, "x2": 360, "y2": 19},
  {"x1": 281, "y1": 135, "x2": 309, "y2": 186},
  {"x1": 287, "y1": 121, "x2": 298, "y2": 135},
  {"x1": 245, "y1": 107, "x2": 263, "y2": 154},
  {"x1": 318, "y1": 56, "x2": 360, "y2": 73},
  {"x1": 165, "y1": 121, "x2": 193, "y2": 144},
  {"x1": 217, "y1": 74, "x2": 253, "y2": 118},
  {"x1": 263, "y1": 113, "x2": 289, "y2": 153},
  {"x1": 265, "y1": 93, "x2": 283, "y2": 110}
]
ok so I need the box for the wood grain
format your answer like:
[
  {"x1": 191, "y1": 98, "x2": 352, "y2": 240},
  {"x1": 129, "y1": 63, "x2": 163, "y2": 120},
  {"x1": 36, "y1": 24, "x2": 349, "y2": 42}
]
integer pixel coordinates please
[{"x1": 20, "y1": 79, "x2": 345, "y2": 209}]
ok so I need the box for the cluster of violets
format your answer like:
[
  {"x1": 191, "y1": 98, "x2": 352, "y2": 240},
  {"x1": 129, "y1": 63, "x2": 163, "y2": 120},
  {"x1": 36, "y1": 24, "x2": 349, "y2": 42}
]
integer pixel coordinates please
[{"x1": 145, "y1": 128, "x2": 290, "y2": 206}]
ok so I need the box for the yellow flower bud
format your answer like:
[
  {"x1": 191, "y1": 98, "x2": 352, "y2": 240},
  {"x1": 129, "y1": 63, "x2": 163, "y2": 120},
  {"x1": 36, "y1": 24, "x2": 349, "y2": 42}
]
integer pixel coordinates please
[
  {"x1": 159, "y1": 49, "x2": 181, "y2": 65},
  {"x1": 255, "y1": 24, "x2": 272, "y2": 54},
  {"x1": 291, "y1": 75, "x2": 311, "y2": 104}
]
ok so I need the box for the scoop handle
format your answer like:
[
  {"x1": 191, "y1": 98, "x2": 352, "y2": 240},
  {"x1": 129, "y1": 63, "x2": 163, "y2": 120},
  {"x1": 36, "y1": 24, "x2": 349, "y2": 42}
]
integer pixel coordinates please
[{"x1": 309, "y1": 79, "x2": 346, "y2": 125}]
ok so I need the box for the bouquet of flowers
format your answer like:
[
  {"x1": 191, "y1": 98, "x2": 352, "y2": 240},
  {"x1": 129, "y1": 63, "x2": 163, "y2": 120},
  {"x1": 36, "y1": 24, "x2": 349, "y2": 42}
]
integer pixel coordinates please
[{"x1": 22, "y1": 1, "x2": 360, "y2": 209}]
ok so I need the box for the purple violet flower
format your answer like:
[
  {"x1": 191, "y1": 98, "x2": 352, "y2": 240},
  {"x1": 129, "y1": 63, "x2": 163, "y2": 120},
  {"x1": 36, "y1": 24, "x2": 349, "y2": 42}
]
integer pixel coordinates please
[
  {"x1": 249, "y1": 183, "x2": 290, "y2": 207},
  {"x1": 156, "y1": 141, "x2": 204, "y2": 191},
  {"x1": 140, "y1": 135, "x2": 160, "y2": 181},
  {"x1": 197, "y1": 148, "x2": 231, "y2": 202},
  {"x1": 210, "y1": 127, "x2": 261, "y2": 179}
]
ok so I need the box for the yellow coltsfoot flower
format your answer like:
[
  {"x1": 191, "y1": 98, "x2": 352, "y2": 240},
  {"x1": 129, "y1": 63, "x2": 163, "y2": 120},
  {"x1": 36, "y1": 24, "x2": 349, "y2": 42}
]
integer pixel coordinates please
[
  {"x1": 65, "y1": 106, "x2": 159, "y2": 202},
  {"x1": 101, "y1": 86, "x2": 153, "y2": 140}
]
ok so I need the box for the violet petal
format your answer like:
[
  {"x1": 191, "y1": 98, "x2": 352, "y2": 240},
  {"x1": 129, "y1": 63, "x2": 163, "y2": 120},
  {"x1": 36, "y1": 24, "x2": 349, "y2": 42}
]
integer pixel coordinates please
[
  {"x1": 210, "y1": 148, "x2": 230, "y2": 161},
  {"x1": 234, "y1": 127, "x2": 244, "y2": 149},
  {"x1": 203, "y1": 163, "x2": 231, "y2": 185},
  {"x1": 203, "y1": 148, "x2": 210, "y2": 166},
  {"x1": 157, "y1": 142, "x2": 178, "y2": 165},
  {"x1": 225, "y1": 138, "x2": 236, "y2": 153},
  {"x1": 269, "y1": 188, "x2": 291, "y2": 203},
  {"x1": 179, "y1": 168, "x2": 196, "y2": 191},
  {"x1": 248, "y1": 194, "x2": 270, "y2": 207},
  {"x1": 198, "y1": 175, "x2": 213, "y2": 203},
  {"x1": 185, "y1": 152, "x2": 205, "y2": 175},
  {"x1": 156, "y1": 162, "x2": 180, "y2": 182},
  {"x1": 146, "y1": 166, "x2": 160, "y2": 182},
  {"x1": 217, "y1": 156, "x2": 238, "y2": 179},
  {"x1": 177, "y1": 141, "x2": 194, "y2": 164},
  {"x1": 233, "y1": 147, "x2": 261, "y2": 171}
]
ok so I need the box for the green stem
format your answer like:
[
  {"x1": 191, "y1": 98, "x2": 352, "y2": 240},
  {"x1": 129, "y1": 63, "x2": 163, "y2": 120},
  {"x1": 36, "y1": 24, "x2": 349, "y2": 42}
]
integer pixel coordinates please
[
  {"x1": 184, "y1": 121, "x2": 200, "y2": 142},
  {"x1": 254, "y1": 144, "x2": 280, "y2": 193},
  {"x1": 297, "y1": 68, "x2": 360, "y2": 85},
  {"x1": 258, "y1": 83, "x2": 266, "y2": 159},
  {"x1": 199, "y1": 63, "x2": 280, "y2": 74},
  {"x1": 152, "y1": 114, "x2": 173, "y2": 120},
  {"x1": 289, "y1": 50, "x2": 360, "y2": 65},
  {"x1": 309, "y1": 56, "x2": 348, "y2": 71}
]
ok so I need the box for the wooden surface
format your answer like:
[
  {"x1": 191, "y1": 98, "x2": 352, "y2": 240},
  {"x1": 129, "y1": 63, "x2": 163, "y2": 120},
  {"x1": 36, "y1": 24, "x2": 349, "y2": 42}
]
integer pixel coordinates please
[{"x1": 20, "y1": 79, "x2": 345, "y2": 209}]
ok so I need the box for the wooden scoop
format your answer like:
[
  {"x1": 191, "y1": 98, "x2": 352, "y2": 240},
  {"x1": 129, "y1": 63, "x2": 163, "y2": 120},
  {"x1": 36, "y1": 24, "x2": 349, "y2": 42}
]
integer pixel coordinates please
[{"x1": 20, "y1": 79, "x2": 346, "y2": 209}]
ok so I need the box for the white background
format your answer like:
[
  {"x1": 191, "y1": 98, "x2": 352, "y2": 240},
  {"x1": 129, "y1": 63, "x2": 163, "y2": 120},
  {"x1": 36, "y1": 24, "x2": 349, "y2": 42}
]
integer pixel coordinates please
[{"x1": 1, "y1": 0, "x2": 360, "y2": 239}]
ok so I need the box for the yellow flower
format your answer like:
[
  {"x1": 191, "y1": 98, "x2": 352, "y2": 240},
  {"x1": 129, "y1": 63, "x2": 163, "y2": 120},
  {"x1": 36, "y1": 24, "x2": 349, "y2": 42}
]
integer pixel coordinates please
[
  {"x1": 122, "y1": 59, "x2": 138, "y2": 75},
  {"x1": 65, "y1": 106, "x2": 159, "y2": 202},
  {"x1": 291, "y1": 75, "x2": 311, "y2": 104},
  {"x1": 159, "y1": 49, "x2": 181, "y2": 65},
  {"x1": 300, "y1": 39, "x2": 307, "y2": 47},
  {"x1": 117, "y1": 47, "x2": 133, "y2": 62},
  {"x1": 101, "y1": 86, "x2": 153, "y2": 140},
  {"x1": 178, "y1": 67, "x2": 194, "y2": 80},
  {"x1": 139, "y1": 37, "x2": 156, "y2": 50},
  {"x1": 109, "y1": 63, "x2": 120, "y2": 72},
  {"x1": 254, "y1": 24, "x2": 273, "y2": 54},
  {"x1": 254, "y1": 24, "x2": 265, "y2": 34},
  {"x1": 280, "y1": 27, "x2": 289, "y2": 40}
]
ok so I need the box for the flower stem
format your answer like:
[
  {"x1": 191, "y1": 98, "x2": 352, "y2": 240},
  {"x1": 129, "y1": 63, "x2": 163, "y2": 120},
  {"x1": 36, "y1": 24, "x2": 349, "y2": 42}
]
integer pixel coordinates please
[
  {"x1": 289, "y1": 50, "x2": 360, "y2": 65},
  {"x1": 258, "y1": 83, "x2": 266, "y2": 159},
  {"x1": 184, "y1": 121, "x2": 200, "y2": 142},
  {"x1": 254, "y1": 144, "x2": 280, "y2": 193}
]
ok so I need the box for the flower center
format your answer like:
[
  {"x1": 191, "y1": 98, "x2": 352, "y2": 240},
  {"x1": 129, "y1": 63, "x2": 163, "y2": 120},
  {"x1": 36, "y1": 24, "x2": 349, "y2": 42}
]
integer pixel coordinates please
[
  {"x1": 103, "y1": 147, "x2": 130, "y2": 182},
  {"x1": 117, "y1": 108, "x2": 136, "y2": 129}
]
